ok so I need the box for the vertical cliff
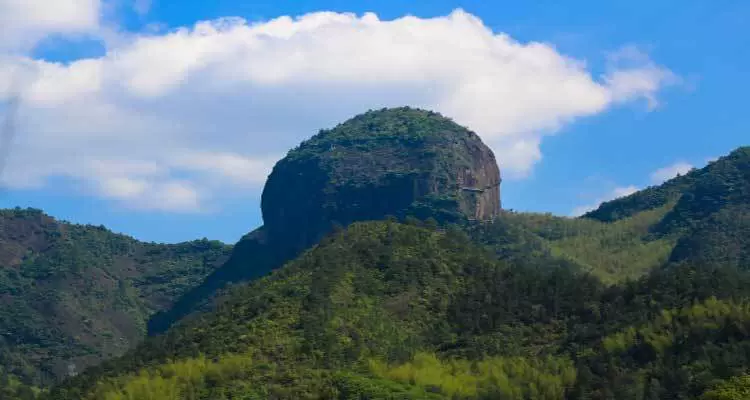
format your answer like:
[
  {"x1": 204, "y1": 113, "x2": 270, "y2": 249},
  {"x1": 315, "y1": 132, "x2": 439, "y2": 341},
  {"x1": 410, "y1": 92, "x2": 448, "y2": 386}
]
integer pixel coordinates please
[{"x1": 261, "y1": 107, "x2": 502, "y2": 251}]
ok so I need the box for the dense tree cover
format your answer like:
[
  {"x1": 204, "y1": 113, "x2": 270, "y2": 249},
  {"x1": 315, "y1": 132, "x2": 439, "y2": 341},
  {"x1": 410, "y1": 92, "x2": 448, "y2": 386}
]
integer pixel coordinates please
[
  {"x1": 147, "y1": 227, "x2": 283, "y2": 335},
  {"x1": 45, "y1": 217, "x2": 750, "y2": 399},
  {"x1": 0, "y1": 208, "x2": 232, "y2": 387}
]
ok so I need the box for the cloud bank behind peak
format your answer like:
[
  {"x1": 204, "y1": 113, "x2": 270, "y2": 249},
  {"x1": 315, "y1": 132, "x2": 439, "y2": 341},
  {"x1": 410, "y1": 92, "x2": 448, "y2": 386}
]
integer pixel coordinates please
[{"x1": 0, "y1": 9, "x2": 676, "y2": 212}]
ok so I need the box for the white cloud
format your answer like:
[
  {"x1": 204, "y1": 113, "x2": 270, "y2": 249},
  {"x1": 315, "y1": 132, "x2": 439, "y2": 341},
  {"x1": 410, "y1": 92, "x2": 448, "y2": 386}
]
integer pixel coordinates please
[
  {"x1": 0, "y1": 0, "x2": 102, "y2": 50},
  {"x1": 168, "y1": 152, "x2": 279, "y2": 187},
  {"x1": 571, "y1": 185, "x2": 639, "y2": 216},
  {"x1": 650, "y1": 161, "x2": 693, "y2": 184},
  {"x1": 0, "y1": 9, "x2": 676, "y2": 212},
  {"x1": 97, "y1": 177, "x2": 201, "y2": 212},
  {"x1": 604, "y1": 46, "x2": 680, "y2": 110}
]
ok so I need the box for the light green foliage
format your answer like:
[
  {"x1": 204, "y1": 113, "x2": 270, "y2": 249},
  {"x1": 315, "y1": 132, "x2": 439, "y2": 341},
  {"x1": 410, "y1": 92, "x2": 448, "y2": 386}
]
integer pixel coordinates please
[
  {"x1": 702, "y1": 375, "x2": 750, "y2": 400},
  {"x1": 583, "y1": 297, "x2": 750, "y2": 398},
  {"x1": 499, "y1": 204, "x2": 677, "y2": 283},
  {"x1": 370, "y1": 352, "x2": 576, "y2": 399},
  {"x1": 90, "y1": 354, "x2": 257, "y2": 400},
  {"x1": 602, "y1": 297, "x2": 750, "y2": 356},
  {"x1": 0, "y1": 375, "x2": 45, "y2": 400}
]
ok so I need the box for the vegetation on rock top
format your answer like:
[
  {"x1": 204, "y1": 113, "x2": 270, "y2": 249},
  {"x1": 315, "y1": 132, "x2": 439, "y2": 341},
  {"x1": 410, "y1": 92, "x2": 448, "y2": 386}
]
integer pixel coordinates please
[{"x1": 151, "y1": 107, "x2": 502, "y2": 335}]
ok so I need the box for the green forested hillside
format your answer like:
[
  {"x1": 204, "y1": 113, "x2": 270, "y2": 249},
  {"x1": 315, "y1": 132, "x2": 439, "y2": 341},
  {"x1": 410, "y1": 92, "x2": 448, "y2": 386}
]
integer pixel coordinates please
[
  {"x1": 41, "y1": 139, "x2": 750, "y2": 399},
  {"x1": 481, "y1": 204, "x2": 677, "y2": 283},
  {"x1": 47, "y1": 218, "x2": 750, "y2": 399},
  {"x1": 1, "y1": 107, "x2": 748, "y2": 400},
  {"x1": 585, "y1": 146, "x2": 750, "y2": 271},
  {"x1": 0, "y1": 208, "x2": 232, "y2": 389}
]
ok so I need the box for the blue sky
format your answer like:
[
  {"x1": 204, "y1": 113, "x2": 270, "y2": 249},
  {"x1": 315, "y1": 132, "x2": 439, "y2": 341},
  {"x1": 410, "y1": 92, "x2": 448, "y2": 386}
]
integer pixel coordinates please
[{"x1": 0, "y1": 0, "x2": 747, "y2": 243}]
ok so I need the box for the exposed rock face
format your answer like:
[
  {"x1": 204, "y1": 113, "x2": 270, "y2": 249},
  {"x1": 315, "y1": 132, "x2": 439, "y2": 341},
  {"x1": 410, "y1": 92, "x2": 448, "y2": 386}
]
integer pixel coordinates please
[
  {"x1": 455, "y1": 139, "x2": 502, "y2": 220},
  {"x1": 150, "y1": 107, "x2": 502, "y2": 334},
  {"x1": 261, "y1": 107, "x2": 501, "y2": 251}
]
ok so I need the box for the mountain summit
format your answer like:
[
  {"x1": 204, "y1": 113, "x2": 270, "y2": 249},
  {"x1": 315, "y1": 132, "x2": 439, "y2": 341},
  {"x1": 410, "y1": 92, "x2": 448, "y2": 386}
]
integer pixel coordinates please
[
  {"x1": 149, "y1": 107, "x2": 503, "y2": 334},
  {"x1": 262, "y1": 107, "x2": 502, "y2": 249}
]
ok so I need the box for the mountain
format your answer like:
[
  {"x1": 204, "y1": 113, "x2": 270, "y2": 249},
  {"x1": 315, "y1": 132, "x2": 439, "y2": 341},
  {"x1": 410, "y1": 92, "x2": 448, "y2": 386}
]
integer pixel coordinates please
[
  {"x1": 585, "y1": 147, "x2": 750, "y2": 269},
  {"x1": 50, "y1": 221, "x2": 750, "y2": 400},
  {"x1": 148, "y1": 107, "x2": 503, "y2": 334},
  {"x1": 40, "y1": 105, "x2": 750, "y2": 400},
  {"x1": 2, "y1": 106, "x2": 749, "y2": 399},
  {"x1": 476, "y1": 204, "x2": 677, "y2": 283},
  {"x1": 0, "y1": 208, "x2": 232, "y2": 387}
]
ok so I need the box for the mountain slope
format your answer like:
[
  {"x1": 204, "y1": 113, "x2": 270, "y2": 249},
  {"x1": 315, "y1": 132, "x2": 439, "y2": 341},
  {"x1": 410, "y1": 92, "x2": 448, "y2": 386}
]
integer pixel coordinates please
[
  {"x1": 52, "y1": 221, "x2": 599, "y2": 399},
  {"x1": 51, "y1": 220, "x2": 750, "y2": 399},
  {"x1": 155, "y1": 122, "x2": 750, "y2": 343},
  {"x1": 488, "y1": 203, "x2": 678, "y2": 283},
  {"x1": 585, "y1": 146, "x2": 750, "y2": 270},
  {"x1": 0, "y1": 208, "x2": 232, "y2": 386}
]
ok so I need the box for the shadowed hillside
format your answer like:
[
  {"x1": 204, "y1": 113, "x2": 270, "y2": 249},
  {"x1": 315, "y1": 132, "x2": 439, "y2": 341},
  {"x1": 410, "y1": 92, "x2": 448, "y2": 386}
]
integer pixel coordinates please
[{"x1": 0, "y1": 208, "x2": 232, "y2": 387}]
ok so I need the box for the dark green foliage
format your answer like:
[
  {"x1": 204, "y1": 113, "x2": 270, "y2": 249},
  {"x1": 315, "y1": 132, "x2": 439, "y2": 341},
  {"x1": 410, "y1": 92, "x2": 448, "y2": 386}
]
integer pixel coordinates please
[
  {"x1": 669, "y1": 205, "x2": 750, "y2": 267},
  {"x1": 471, "y1": 205, "x2": 677, "y2": 283},
  {"x1": 48, "y1": 208, "x2": 750, "y2": 399},
  {"x1": 582, "y1": 175, "x2": 694, "y2": 223},
  {"x1": 52, "y1": 222, "x2": 588, "y2": 398},
  {"x1": 0, "y1": 208, "x2": 232, "y2": 386},
  {"x1": 655, "y1": 148, "x2": 750, "y2": 235},
  {"x1": 148, "y1": 227, "x2": 282, "y2": 335},
  {"x1": 0, "y1": 374, "x2": 43, "y2": 400}
]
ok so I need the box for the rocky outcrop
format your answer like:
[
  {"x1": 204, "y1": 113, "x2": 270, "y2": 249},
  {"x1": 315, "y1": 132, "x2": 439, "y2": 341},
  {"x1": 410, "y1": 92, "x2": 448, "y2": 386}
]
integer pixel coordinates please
[
  {"x1": 150, "y1": 107, "x2": 502, "y2": 334},
  {"x1": 261, "y1": 107, "x2": 501, "y2": 251}
]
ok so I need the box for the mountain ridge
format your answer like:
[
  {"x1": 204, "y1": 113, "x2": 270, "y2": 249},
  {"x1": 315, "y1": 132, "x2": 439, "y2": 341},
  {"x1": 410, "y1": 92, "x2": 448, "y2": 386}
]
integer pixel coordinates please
[{"x1": 0, "y1": 207, "x2": 232, "y2": 386}]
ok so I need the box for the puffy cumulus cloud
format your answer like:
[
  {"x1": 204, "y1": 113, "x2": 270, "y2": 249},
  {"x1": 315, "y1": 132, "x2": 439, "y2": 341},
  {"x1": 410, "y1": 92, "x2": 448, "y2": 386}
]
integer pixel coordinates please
[
  {"x1": 571, "y1": 185, "x2": 639, "y2": 217},
  {"x1": 0, "y1": 9, "x2": 676, "y2": 212},
  {"x1": 604, "y1": 46, "x2": 680, "y2": 110},
  {"x1": 650, "y1": 161, "x2": 694, "y2": 184},
  {"x1": 0, "y1": 0, "x2": 102, "y2": 50}
]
